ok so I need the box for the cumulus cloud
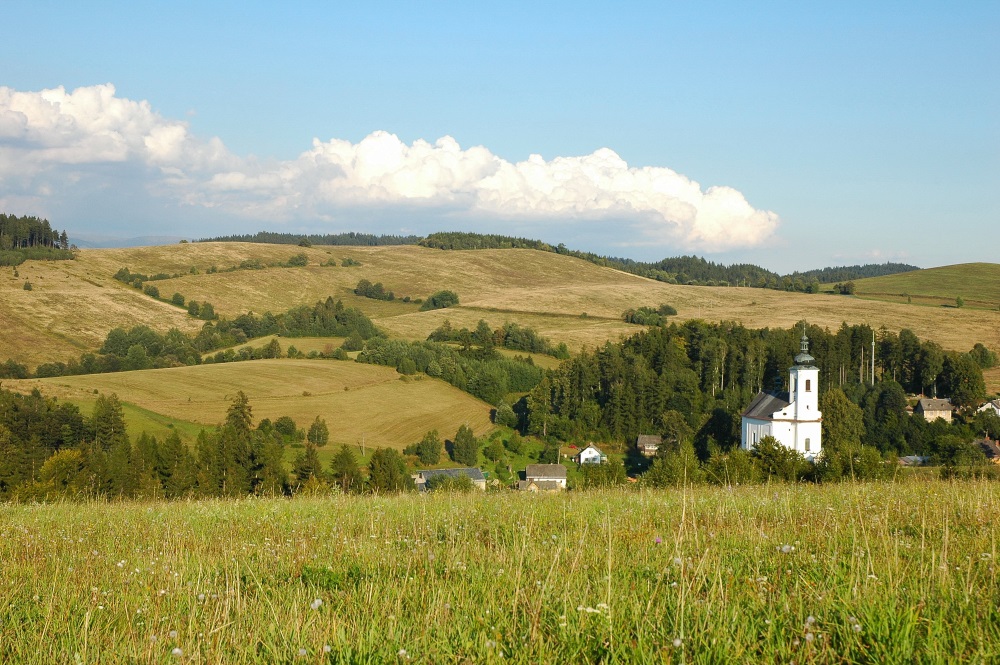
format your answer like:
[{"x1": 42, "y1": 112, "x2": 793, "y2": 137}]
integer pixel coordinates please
[{"x1": 0, "y1": 84, "x2": 779, "y2": 250}]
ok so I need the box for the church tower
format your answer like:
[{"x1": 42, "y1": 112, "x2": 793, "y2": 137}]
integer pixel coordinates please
[{"x1": 787, "y1": 332, "x2": 822, "y2": 457}]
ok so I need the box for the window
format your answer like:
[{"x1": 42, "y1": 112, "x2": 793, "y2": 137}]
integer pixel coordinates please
[
  {"x1": 805, "y1": 438, "x2": 811, "y2": 452},
  {"x1": 805, "y1": 379, "x2": 812, "y2": 392}
]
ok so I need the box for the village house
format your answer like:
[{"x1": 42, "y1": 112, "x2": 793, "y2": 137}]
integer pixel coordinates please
[
  {"x1": 741, "y1": 332, "x2": 822, "y2": 460},
  {"x1": 518, "y1": 464, "x2": 567, "y2": 491},
  {"x1": 977, "y1": 399, "x2": 1000, "y2": 418},
  {"x1": 636, "y1": 435, "x2": 661, "y2": 457},
  {"x1": 976, "y1": 438, "x2": 1000, "y2": 464},
  {"x1": 412, "y1": 468, "x2": 486, "y2": 491},
  {"x1": 914, "y1": 398, "x2": 954, "y2": 423},
  {"x1": 575, "y1": 444, "x2": 607, "y2": 465}
]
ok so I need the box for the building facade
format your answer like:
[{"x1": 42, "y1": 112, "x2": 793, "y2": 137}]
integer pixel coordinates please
[{"x1": 741, "y1": 333, "x2": 823, "y2": 460}]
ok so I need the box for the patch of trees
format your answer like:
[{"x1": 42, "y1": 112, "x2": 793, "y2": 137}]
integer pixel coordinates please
[
  {"x1": 622, "y1": 304, "x2": 678, "y2": 326},
  {"x1": 358, "y1": 337, "x2": 543, "y2": 405},
  {"x1": 199, "y1": 231, "x2": 421, "y2": 246},
  {"x1": 0, "y1": 213, "x2": 74, "y2": 265},
  {"x1": 428, "y1": 319, "x2": 569, "y2": 359},
  {"x1": 420, "y1": 290, "x2": 459, "y2": 311},
  {"x1": 21, "y1": 298, "x2": 380, "y2": 378},
  {"x1": 523, "y1": 320, "x2": 991, "y2": 461},
  {"x1": 354, "y1": 279, "x2": 395, "y2": 301}
]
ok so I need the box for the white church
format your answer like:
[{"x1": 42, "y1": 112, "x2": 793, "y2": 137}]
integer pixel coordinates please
[{"x1": 741, "y1": 332, "x2": 822, "y2": 460}]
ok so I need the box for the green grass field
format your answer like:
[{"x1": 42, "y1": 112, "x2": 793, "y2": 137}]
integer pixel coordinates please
[
  {"x1": 6, "y1": 359, "x2": 495, "y2": 451},
  {"x1": 852, "y1": 263, "x2": 1000, "y2": 310},
  {"x1": 2, "y1": 480, "x2": 998, "y2": 663}
]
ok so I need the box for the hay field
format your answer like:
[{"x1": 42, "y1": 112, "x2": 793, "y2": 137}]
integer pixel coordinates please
[
  {"x1": 6, "y1": 359, "x2": 494, "y2": 450},
  {"x1": 4, "y1": 244, "x2": 999, "y2": 369},
  {"x1": 3, "y1": 481, "x2": 999, "y2": 663}
]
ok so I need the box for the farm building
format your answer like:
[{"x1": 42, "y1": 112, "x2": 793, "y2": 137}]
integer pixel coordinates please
[
  {"x1": 914, "y1": 398, "x2": 954, "y2": 423},
  {"x1": 636, "y1": 435, "x2": 661, "y2": 457},
  {"x1": 412, "y1": 468, "x2": 486, "y2": 491},
  {"x1": 575, "y1": 444, "x2": 607, "y2": 465},
  {"x1": 741, "y1": 332, "x2": 822, "y2": 461},
  {"x1": 976, "y1": 439, "x2": 1000, "y2": 464},
  {"x1": 518, "y1": 464, "x2": 567, "y2": 491}
]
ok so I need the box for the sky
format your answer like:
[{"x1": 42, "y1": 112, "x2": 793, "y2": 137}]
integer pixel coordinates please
[{"x1": 1, "y1": 1, "x2": 997, "y2": 272}]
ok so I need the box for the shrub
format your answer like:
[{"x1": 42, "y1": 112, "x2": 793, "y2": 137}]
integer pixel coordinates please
[
  {"x1": 22, "y1": 281, "x2": 32, "y2": 291},
  {"x1": 420, "y1": 290, "x2": 459, "y2": 311}
]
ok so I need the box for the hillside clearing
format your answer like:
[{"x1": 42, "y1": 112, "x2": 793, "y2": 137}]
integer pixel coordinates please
[
  {"x1": 852, "y1": 262, "x2": 1000, "y2": 309},
  {"x1": 6, "y1": 359, "x2": 494, "y2": 450}
]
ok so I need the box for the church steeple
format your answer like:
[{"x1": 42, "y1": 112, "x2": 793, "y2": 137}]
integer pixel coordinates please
[{"x1": 794, "y1": 330, "x2": 815, "y2": 367}]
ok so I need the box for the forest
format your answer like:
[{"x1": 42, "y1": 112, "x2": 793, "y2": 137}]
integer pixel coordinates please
[
  {"x1": 0, "y1": 213, "x2": 74, "y2": 265},
  {"x1": 199, "y1": 231, "x2": 421, "y2": 246}
]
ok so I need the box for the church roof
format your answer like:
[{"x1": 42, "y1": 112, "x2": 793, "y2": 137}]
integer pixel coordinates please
[{"x1": 741, "y1": 391, "x2": 791, "y2": 420}]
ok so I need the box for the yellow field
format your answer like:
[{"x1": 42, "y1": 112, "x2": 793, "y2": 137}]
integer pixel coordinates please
[
  {"x1": 4, "y1": 243, "x2": 999, "y2": 370},
  {"x1": 6, "y1": 359, "x2": 494, "y2": 450}
]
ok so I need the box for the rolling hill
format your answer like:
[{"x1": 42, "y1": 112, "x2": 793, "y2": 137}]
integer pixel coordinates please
[
  {"x1": 2, "y1": 244, "x2": 999, "y2": 373},
  {"x1": 851, "y1": 263, "x2": 1000, "y2": 310}
]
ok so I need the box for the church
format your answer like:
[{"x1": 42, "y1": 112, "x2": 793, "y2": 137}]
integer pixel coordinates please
[{"x1": 741, "y1": 332, "x2": 822, "y2": 460}]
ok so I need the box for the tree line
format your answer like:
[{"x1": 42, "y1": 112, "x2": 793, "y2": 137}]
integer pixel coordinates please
[
  {"x1": 418, "y1": 231, "x2": 919, "y2": 290},
  {"x1": 522, "y1": 321, "x2": 993, "y2": 460},
  {"x1": 199, "y1": 231, "x2": 421, "y2": 246},
  {"x1": 428, "y1": 319, "x2": 570, "y2": 359}
]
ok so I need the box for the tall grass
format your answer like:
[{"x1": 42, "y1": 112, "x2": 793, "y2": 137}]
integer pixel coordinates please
[{"x1": 2, "y1": 480, "x2": 999, "y2": 663}]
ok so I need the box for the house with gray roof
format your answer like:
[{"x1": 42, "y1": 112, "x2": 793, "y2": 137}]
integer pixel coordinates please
[
  {"x1": 914, "y1": 398, "x2": 953, "y2": 423},
  {"x1": 977, "y1": 399, "x2": 1000, "y2": 418},
  {"x1": 518, "y1": 464, "x2": 567, "y2": 491},
  {"x1": 636, "y1": 435, "x2": 662, "y2": 457}
]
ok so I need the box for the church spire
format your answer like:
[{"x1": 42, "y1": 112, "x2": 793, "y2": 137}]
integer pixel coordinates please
[{"x1": 794, "y1": 326, "x2": 815, "y2": 366}]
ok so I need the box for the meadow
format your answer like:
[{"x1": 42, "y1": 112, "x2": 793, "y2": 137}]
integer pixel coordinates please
[
  {"x1": 6, "y1": 359, "x2": 494, "y2": 451},
  {"x1": 852, "y1": 263, "x2": 1000, "y2": 310},
  {"x1": 2, "y1": 479, "x2": 998, "y2": 664}
]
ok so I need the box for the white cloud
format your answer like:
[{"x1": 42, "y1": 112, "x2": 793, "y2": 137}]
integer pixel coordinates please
[{"x1": 0, "y1": 84, "x2": 779, "y2": 250}]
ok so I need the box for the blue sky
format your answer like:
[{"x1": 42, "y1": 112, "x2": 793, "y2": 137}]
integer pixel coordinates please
[{"x1": 1, "y1": 1, "x2": 997, "y2": 271}]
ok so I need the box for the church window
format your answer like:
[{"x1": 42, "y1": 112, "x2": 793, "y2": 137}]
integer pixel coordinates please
[
  {"x1": 805, "y1": 379, "x2": 812, "y2": 392},
  {"x1": 805, "y1": 438, "x2": 811, "y2": 452}
]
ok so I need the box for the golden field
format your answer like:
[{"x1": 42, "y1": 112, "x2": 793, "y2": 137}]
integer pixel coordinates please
[{"x1": 5, "y1": 359, "x2": 494, "y2": 451}]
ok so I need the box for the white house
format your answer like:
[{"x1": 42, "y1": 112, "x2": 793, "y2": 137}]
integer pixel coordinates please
[
  {"x1": 977, "y1": 399, "x2": 1000, "y2": 418},
  {"x1": 741, "y1": 332, "x2": 822, "y2": 460},
  {"x1": 575, "y1": 444, "x2": 607, "y2": 465}
]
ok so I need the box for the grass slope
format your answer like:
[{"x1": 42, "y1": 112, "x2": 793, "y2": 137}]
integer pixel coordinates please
[
  {"x1": 6, "y1": 359, "x2": 494, "y2": 450},
  {"x1": 852, "y1": 262, "x2": 1000, "y2": 309},
  {"x1": 4, "y1": 244, "x2": 999, "y2": 371},
  {"x1": 2, "y1": 481, "x2": 999, "y2": 663}
]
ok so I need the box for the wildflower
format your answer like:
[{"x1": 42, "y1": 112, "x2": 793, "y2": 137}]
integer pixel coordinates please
[
  {"x1": 672, "y1": 638, "x2": 682, "y2": 648},
  {"x1": 486, "y1": 640, "x2": 497, "y2": 649},
  {"x1": 852, "y1": 623, "x2": 862, "y2": 633},
  {"x1": 197, "y1": 593, "x2": 205, "y2": 602},
  {"x1": 310, "y1": 598, "x2": 323, "y2": 610},
  {"x1": 398, "y1": 648, "x2": 408, "y2": 658},
  {"x1": 805, "y1": 632, "x2": 814, "y2": 643},
  {"x1": 654, "y1": 537, "x2": 662, "y2": 545},
  {"x1": 780, "y1": 544, "x2": 795, "y2": 554},
  {"x1": 298, "y1": 648, "x2": 307, "y2": 657},
  {"x1": 323, "y1": 645, "x2": 332, "y2": 653},
  {"x1": 171, "y1": 648, "x2": 183, "y2": 657},
  {"x1": 805, "y1": 616, "x2": 816, "y2": 626},
  {"x1": 169, "y1": 630, "x2": 178, "y2": 639}
]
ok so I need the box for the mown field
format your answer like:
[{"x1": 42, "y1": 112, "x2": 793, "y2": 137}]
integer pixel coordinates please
[
  {"x1": 2, "y1": 480, "x2": 998, "y2": 664},
  {"x1": 6, "y1": 359, "x2": 494, "y2": 451},
  {"x1": 3, "y1": 243, "x2": 999, "y2": 370}
]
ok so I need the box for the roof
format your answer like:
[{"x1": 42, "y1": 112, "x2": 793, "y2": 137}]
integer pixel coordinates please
[
  {"x1": 977, "y1": 399, "x2": 1000, "y2": 413},
  {"x1": 742, "y1": 391, "x2": 791, "y2": 420},
  {"x1": 915, "y1": 398, "x2": 953, "y2": 413},
  {"x1": 525, "y1": 464, "x2": 567, "y2": 480},
  {"x1": 580, "y1": 444, "x2": 604, "y2": 454},
  {"x1": 976, "y1": 439, "x2": 1000, "y2": 459},
  {"x1": 415, "y1": 468, "x2": 486, "y2": 482},
  {"x1": 636, "y1": 435, "x2": 662, "y2": 447}
]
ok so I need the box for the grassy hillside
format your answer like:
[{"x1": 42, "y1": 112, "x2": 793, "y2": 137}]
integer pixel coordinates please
[
  {"x1": 3, "y1": 481, "x2": 1000, "y2": 663},
  {"x1": 3, "y1": 244, "x2": 998, "y2": 371},
  {"x1": 6, "y1": 359, "x2": 494, "y2": 450},
  {"x1": 851, "y1": 263, "x2": 1000, "y2": 309}
]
